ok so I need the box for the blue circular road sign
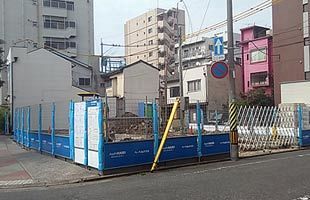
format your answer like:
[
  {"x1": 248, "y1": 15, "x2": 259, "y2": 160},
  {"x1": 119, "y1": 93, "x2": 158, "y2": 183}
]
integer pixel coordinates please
[{"x1": 211, "y1": 61, "x2": 228, "y2": 79}]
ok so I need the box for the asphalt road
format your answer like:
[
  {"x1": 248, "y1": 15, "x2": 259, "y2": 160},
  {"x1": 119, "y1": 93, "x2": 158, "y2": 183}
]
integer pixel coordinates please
[{"x1": 1, "y1": 149, "x2": 310, "y2": 200}]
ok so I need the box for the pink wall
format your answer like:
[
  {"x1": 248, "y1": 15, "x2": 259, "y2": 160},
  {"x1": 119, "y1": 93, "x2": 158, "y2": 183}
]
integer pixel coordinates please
[{"x1": 241, "y1": 28, "x2": 273, "y2": 94}]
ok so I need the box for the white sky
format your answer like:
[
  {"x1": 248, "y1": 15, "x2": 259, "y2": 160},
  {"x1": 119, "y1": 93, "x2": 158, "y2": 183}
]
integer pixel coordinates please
[{"x1": 93, "y1": 0, "x2": 272, "y2": 55}]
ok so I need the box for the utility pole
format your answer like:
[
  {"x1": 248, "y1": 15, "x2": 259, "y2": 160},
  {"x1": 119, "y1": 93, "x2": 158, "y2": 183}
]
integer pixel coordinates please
[
  {"x1": 177, "y1": 1, "x2": 185, "y2": 133},
  {"x1": 227, "y1": 0, "x2": 239, "y2": 161}
]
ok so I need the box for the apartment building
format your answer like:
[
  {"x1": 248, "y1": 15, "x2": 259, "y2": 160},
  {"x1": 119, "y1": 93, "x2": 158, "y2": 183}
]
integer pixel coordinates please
[
  {"x1": 0, "y1": 0, "x2": 94, "y2": 64},
  {"x1": 175, "y1": 32, "x2": 241, "y2": 70},
  {"x1": 0, "y1": 0, "x2": 95, "y2": 104},
  {"x1": 124, "y1": 8, "x2": 185, "y2": 71},
  {"x1": 240, "y1": 25, "x2": 273, "y2": 94},
  {"x1": 272, "y1": 0, "x2": 310, "y2": 104}
]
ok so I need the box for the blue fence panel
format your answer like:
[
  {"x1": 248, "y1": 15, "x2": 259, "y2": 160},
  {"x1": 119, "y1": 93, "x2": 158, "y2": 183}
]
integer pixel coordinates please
[
  {"x1": 41, "y1": 133, "x2": 52, "y2": 153},
  {"x1": 55, "y1": 135, "x2": 70, "y2": 158},
  {"x1": 29, "y1": 132, "x2": 39, "y2": 150},
  {"x1": 104, "y1": 140, "x2": 154, "y2": 169},
  {"x1": 159, "y1": 136, "x2": 198, "y2": 162},
  {"x1": 302, "y1": 130, "x2": 310, "y2": 147},
  {"x1": 201, "y1": 134, "x2": 230, "y2": 156}
]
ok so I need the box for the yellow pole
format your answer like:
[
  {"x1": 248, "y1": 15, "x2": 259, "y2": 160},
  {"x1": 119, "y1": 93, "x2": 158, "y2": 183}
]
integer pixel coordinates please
[{"x1": 151, "y1": 99, "x2": 180, "y2": 172}]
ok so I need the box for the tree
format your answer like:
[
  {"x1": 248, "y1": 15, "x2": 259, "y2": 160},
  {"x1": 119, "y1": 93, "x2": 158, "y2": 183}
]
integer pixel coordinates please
[{"x1": 237, "y1": 88, "x2": 274, "y2": 107}]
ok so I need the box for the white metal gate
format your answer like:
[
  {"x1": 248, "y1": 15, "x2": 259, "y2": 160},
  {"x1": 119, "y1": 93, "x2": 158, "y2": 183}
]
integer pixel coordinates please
[{"x1": 237, "y1": 104, "x2": 298, "y2": 152}]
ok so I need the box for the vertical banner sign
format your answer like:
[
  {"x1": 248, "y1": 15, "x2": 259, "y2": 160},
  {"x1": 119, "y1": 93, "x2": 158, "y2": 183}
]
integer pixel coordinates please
[
  {"x1": 74, "y1": 102, "x2": 86, "y2": 165},
  {"x1": 87, "y1": 100, "x2": 100, "y2": 169}
]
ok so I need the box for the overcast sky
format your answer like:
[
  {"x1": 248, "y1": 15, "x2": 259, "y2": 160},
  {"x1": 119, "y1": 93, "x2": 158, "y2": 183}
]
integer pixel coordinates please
[{"x1": 93, "y1": 0, "x2": 272, "y2": 55}]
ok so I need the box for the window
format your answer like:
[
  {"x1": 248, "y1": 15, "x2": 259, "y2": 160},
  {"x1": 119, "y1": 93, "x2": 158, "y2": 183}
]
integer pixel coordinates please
[
  {"x1": 44, "y1": 37, "x2": 76, "y2": 50},
  {"x1": 148, "y1": 40, "x2": 153, "y2": 45},
  {"x1": 170, "y1": 86, "x2": 180, "y2": 97},
  {"x1": 105, "y1": 80, "x2": 112, "y2": 88},
  {"x1": 67, "y1": 1, "x2": 74, "y2": 10},
  {"x1": 100, "y1": 83, "x2": 105, "y2": 88},
  {"x1": 250, "y1": 71, "x2": 268, "y2": 86},
  {"x1": 148, "y1": 16, "x2": 152, "y2": 22},
  {"x1": 250, "y1": 48, "x2": 267, "y2": 63},
  {"x1": 43, "y1": 0, "x2": 50, "y2": 6},
  {"x1": 148, "y1": 28, "x2": 153, "y2": 34},
  {"x1": 303, "y1": 3, "x2": 308, "y2": 12},
  {"x1": 246, "y1": 54, "x2": 249, "y2": 60},
  {"x1": 149, "y1": 51, "x2": 153, "y2": 57},
  {"x1": 208, "y1": 45, "x2": 214, "y2": 51},
  {"x1": 188, "y1": 79, "x2": 201, "y2": 92},
  {"x1": 79, "y1": 78, "x2": 91, "y2": 86}
]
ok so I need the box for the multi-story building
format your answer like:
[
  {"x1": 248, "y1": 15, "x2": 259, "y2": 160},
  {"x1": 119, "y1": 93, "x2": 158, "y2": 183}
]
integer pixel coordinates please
[
  {"x1": 124, "y1": 8, "x2": 185, "y2": 71},
  {"x1": 240, "y1": 25, "x2": 273, "y2": 94},
  {"x1": 0, "y1": 0, "x2": 94, "y2": 64},
  {"x1": 0, "y1": 0, "x2": 95, "y2": 104},
  {"x1": 272, "y1": 0, "x2": 310, "y2": 104},
  {"x1": 175, "y1": 32, "x2": 241, "y2": 70}
]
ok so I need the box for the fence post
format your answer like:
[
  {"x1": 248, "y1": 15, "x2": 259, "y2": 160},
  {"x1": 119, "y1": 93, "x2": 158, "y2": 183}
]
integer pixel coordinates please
[
  {"x1": 27, "y1": 106, "x2": 30, "y2": 148},
  {"x1": 98, "y1": 100, "x2": 104, "y2": 174},
  {"x1": 84, "y1": 102, "x2": 88, "y2": 166},
  {"x1": 152, "y1": 102, "x2": 159, "y2": 156},
  {"x1": 196, "y1": 101, "x2": 202, "y2": 159},
  {"x1": 21, "y1": 107, "x2": 25, "y2": 147},
  {"x1": 16, "y1": 109, "x2": 19, "y2": 143},
  {"x1": 51, "y1": 103, "x2": 56, "y2": 156},
  {"x1": 38, "y1": 104, "x2": 42, "y2": 152},
  {"x1": 69, "y1": 100, "x2": 75, "y2": 160},
  {"x1": 298, "y1": 104, "x2": 303, "y2": 147}
]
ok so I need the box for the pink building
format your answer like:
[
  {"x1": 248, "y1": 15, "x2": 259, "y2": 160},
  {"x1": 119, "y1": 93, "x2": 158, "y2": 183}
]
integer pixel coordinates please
[{"x1": 240, "y1": 26, "x2": 273, "y2": 94}]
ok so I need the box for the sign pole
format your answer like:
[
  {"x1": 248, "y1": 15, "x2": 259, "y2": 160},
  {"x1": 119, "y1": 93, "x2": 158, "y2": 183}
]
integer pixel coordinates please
[{"x1": 227, "y1": 0, "x2": 238, "y2": 161}]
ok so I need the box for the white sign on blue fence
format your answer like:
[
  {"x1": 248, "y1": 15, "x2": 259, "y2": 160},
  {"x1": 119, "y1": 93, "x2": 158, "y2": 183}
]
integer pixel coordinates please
[
  {"x1": 74, "y1": 102, "x2": 86, "y2": 165},
  {"x1": 87, "y1": 102, "x2": 100, "y2": 169}
]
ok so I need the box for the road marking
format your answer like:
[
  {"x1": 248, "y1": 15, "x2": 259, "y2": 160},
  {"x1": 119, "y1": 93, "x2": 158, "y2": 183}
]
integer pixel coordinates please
[
  {"x1": 0, "y1": 179, "x2": 34, "y2": 186},
  {"x1": 182, "y1": 153, "x2": 310, "y2": 176},
  {"x1": 293, "y1": 195, "x2": 310, "y2": 200}
]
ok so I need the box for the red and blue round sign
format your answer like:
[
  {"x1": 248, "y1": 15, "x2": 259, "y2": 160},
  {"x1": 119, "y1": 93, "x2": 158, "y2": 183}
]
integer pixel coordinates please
[{"x1": 211, "y1": 61, "x2": 229, "y2": 79}]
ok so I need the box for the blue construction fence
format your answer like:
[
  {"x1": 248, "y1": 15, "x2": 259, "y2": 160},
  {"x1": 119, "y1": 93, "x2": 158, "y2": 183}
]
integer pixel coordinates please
[{"x1": 12, "y1": 100, "x2": 310, "y2": 173}]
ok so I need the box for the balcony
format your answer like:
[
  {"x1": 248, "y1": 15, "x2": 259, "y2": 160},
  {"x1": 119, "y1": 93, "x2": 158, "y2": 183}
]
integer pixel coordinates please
[
  {"x1": 42, "y1": 6, "x2": 68, "y2": 18},
  {"x1": 159, "y1": 57, "x2": 165, "y2": 65},
  {"x1": 158, "y1": 20, "x2": 174, "y2": 34},
  {"x1": 158, "y1": 32, "x2": 173, "y2": 45},
  {"x1": 43, "y1": 27, "x2": 77, "y2": 38}
]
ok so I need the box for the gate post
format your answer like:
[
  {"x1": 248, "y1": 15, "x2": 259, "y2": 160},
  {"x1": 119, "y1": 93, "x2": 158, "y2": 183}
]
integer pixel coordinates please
[
  {"x1": 298, "y1": 104, "x2": 303, "y2": 147},
  {"x1": 69, "y1": 101, "x2": 75, "y2": 160},
  {"x1": 51, "y1": 103, "x2": 56, "y2": 156},
  {"x1": 38, "y1": 104, "x2": 42, "y2": 152},
  {"x1": 21, "y1": 107, "x2": 24, "y2": 147},
  {"x1": 84, "y1": 102, "x2": 88, "y2": 166},
  {"x1": 152, "y1": 102, "x2": 159, "y2": 156},
  {"x1": 27, "y1": 106, "x2": 30, "y2": 148},
  {"x1": 98, "y1": 100, "x2": 104, "y2": 175},
  {"x1": 196, "y1": 101, "x2": 202, "y2": 159}
]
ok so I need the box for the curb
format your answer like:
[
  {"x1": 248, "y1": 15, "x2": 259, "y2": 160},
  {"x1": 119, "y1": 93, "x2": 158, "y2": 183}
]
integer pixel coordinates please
[{"x1": 1, "y1": 147, "x2": 308, "y2": 190}]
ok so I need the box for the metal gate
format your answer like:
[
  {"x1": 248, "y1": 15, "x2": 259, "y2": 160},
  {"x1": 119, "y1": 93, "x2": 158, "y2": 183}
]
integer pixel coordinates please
[{"x1": 237, "y1": 104, "x2": 298, "y2": 152}]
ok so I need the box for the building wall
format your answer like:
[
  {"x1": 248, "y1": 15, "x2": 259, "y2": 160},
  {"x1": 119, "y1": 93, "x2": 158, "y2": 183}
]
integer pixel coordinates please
[
  {"x1": 242, "y1": 37, "x2": 272, "y2": 93},
  {"x1": 272, "y1": 0, "x2": 305, "y2": 104},
  {"x1": 281, "y1": 81, "x2": 310, "y2": 104},
  {"x1": 123, "y1": 62, "x2": 159, "y2": 101},
  {"x1": 124, "y1": 8, "x2": 185, "y2": 69},
  {"x1": 0, "y1": 0, "x2": 94, "y2": 65},
  {"x1": 7, "y1": 47, "x2": 86, "y2": 112}
]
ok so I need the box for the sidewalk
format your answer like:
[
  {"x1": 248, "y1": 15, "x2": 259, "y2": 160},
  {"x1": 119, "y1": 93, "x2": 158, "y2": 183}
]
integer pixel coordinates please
[{"x1": 0, "y1": 135, "x2": 98, "y2": 188}]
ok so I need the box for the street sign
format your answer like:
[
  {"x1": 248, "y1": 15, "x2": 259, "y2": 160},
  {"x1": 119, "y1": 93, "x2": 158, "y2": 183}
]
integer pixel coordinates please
[
  {"x1": 213, "y1": 36, "x2": 224, "y2": 56},
  {"x1": 211, "y1": 61, "x2": 228, "y2": 79}
]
